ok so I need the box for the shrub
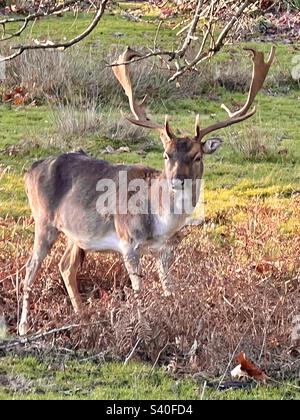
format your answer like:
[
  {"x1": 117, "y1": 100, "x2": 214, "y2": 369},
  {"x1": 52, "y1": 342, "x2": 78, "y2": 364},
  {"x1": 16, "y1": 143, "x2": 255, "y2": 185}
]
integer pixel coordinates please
[
  {"x1": 227, "y1": 125, "x2": 280, "y2": 161},
  {"x1": 50, "y1": 103, "x2": 102, "y2": 140},
  {"x1": 3, "y1": 47, "x2": 177, "y2": 106},
  {"x1": 48, "y1": 102, "x2": 150, "y2": 149},
  {"x1": 2, "y1": 44, "x2": 294, "y2": 108},
  {"x1": 213, "y1": 59, "x2": 250, "y2": 93}
]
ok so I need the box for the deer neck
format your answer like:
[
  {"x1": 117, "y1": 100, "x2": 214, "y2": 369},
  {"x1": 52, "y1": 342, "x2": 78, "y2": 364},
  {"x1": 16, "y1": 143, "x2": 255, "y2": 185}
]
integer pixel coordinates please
[{"x1": 150, "y1": 171, "x2": 197, "y2": 239}]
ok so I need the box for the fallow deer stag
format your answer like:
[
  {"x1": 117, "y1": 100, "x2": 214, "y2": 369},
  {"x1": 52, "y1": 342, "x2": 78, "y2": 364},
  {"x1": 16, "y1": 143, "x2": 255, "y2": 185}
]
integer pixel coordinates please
[{"x1": 19, "y1": 46, "x2": 275, "y2": 336}]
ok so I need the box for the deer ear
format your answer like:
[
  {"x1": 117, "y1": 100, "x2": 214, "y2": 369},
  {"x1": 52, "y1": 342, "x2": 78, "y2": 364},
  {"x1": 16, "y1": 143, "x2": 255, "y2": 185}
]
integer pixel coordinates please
[{"x1": 202, "y1": 137, "x2": 223, "y2": 154}]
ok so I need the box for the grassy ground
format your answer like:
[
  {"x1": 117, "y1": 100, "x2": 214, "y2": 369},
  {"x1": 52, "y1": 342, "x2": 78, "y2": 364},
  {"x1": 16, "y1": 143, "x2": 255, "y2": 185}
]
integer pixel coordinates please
[
  {"x1": 0, "y1": 10, "x2": 299, "y2": 217},
  {"x1": 0, "y1": 92, "x2": 299, "y2": 219},
  {"x1": 0, "y1": 6, "x2": 299, "y2": 400},
  {"x1": 0, "y1": 89, "x2": 299, "y2": 204},
  {"x1": 0, "y1": 356, "x2": 299, "y2": 400}
]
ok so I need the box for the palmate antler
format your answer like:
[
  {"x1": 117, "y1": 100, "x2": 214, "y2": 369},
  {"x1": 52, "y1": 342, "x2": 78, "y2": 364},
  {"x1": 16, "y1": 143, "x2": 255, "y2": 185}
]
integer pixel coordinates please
[
  {"x1": 112, "y1": 47, "x2": 174, "y2": 140},
  {"x1": 195, "y1": 46, "x2": 276, "y2": 140},
  {"x1": 113, "y1": 46, "x2": 276, "y2": 142}
]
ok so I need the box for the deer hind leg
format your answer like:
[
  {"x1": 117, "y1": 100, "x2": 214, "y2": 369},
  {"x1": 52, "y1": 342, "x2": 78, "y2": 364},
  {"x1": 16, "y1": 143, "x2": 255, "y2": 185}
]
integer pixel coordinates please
[
  {"x1": 59, "y1": 241, "x2": 84, "y2": 314},
  {"x1": 156, "y1": 246, "x2": 176, "y2": 297},
  {"x1": 19, "y1": 223, "x2": 58, "y2": 336},
  {"x1": 122, "y1": 247, "x2": 143, "y2": 292}
]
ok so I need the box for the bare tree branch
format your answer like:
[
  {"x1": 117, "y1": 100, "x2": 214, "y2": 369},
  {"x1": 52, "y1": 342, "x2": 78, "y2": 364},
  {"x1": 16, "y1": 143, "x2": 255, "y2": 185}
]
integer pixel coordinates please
[
  {"x1": 108, "y1": 50, "x2": 176, "y2": 68},
  {"x1": 169, "y1": 0, "x2": 254, "y2": 81},
  {"x1": 175, "y1": 0, "x2": 205, "y2": 59},
  {"x1": 0, "y1": 323, "x2": 82, "y2": 350},
  {"x1": 1, "y1": 2, "x2": 80, "y2": 42},
  {"x1": 108, "y1": 0, "x2": 256, "y2": 82},
  {"x1": 0, "y1": 0, "x2": 109, "y2": 62},
  {"x1": 0, "y1": 1, "x2": 80, "y2": 27},
  {"x1": 0, "y1": 0, "x2": 259, "y2": 82}
]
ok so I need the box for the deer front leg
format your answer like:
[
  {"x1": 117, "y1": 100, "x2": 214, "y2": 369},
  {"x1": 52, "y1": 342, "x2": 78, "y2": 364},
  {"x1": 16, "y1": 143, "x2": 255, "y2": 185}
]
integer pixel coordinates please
[
  {"x1": 122, "y1": 247, "x2": 143, "y2": 292},
  {"x1": 156, "y1": 246, "x2": 176, "y2": 297},
  {"x1": 19, "y1": 223, "x2": 58, "y2": 336}
]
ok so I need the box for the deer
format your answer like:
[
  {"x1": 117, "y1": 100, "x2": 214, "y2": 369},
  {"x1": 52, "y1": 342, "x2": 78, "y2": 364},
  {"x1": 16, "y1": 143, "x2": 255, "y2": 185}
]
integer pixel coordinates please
[{"x1": 18, "y1": 46, "x2": 275, "y2": 336}]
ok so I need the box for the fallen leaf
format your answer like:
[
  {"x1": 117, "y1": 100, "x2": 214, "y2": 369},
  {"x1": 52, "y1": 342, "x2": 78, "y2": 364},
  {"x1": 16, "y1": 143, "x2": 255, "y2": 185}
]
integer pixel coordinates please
[
  {"x1": 231, "y1": 363, "x2": 249, "y2": 380},
  {"x1": 3, "y1": 93, "x2": 12, "y2": 102},
  {"x1": 14, "y1": 87, "x2": 24, "y2": 95},
  {"x1": 13, "y1": 94, "x2": 25, "y2": 106},
  {"x1": 236, "y1": 352, "x2": 269, "y2": 383}
]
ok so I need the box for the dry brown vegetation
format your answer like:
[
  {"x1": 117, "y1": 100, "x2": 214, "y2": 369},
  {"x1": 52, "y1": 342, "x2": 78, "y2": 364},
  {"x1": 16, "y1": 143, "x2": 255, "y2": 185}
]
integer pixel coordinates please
[{"x1": 0, "y1": 195, "x2": 299, "y2": 378}]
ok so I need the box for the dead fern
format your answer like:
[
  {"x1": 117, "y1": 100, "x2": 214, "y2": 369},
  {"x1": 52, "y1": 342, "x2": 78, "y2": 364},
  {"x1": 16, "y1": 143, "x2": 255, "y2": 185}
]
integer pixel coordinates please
[{"x1": 0, "y1": 196, "x2": 299, "y2": 377}]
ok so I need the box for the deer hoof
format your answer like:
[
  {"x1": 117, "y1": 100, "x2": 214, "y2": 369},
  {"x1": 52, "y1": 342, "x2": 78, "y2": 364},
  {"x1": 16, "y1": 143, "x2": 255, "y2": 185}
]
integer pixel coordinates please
[{"x1": 18, "y1": 321, "x2": 29, "y2": 336}]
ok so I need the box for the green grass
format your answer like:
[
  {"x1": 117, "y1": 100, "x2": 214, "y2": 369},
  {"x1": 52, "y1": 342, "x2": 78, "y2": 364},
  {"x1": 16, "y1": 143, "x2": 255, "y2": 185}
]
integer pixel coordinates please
[
  {"x1": 0, "y1": 105, "x2": 58, "y2": 217},
  {"x1": 4, "y1": 11, "x2": 175, "y2": 53},
  {"x1": 0, "y1": 356, "x2": 298, "y2": 400},
  {"x1": 0, "y1": 89, "x2": 299, "y2": 218}
]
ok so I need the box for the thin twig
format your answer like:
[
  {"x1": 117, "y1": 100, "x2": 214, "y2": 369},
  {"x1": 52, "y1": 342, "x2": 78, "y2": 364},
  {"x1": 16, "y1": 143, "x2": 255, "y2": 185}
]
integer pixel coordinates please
[
  {"x1": 200, "y1": 380, "x2": 207, "y2": 400},
  {"x1": 107, "y1": 50, "x2": 176, "y2": 68},
  {"x1": 0, "y1": 322, "x2": 102, "y2": 350},
  {"x1": 153, "y1": 20, "x2": 163, "y2": 52},
  {"x1": 0, "y1": 0, "x2": 80, "y2": 26},
  {"x1": 124, "y1": 338, "x2": 141, "y2": 365},
  {"x1": 158, "y1": 0, "x2": 171, "y2": 8},
  {"x1": 151, "y1": 342, "x2": 169, "y2": 373},
  {"x1": 216, "y1": 325, "x2": 251, "y2": 391}
]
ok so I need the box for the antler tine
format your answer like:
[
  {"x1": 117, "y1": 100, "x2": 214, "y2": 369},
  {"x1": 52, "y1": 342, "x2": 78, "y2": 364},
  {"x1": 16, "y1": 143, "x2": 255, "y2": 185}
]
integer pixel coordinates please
[
  {"x1": 196, "y1": 46, "x2": 276, "y2": 141},
  {"x1": 112, "y1": 47, "x2": 164, "y2": 131},
  {"x1": 221, "y1": 46, "x2": 276, "y2": 118},
  {"x1": 195, "y1": 114, "x2": 200, "y2": 138},
  {"x1": 196, "y1": 107, "x2": 256, "y2": 140}
]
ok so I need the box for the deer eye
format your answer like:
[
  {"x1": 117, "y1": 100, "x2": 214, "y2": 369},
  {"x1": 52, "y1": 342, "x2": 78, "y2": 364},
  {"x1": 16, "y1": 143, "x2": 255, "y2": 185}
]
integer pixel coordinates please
[
  {"x1": 163, "y1": 152, "x2": 171, "y2": 160},
  {"x1": 194, "y1": 154, "x2": 202, "y2": 162}
]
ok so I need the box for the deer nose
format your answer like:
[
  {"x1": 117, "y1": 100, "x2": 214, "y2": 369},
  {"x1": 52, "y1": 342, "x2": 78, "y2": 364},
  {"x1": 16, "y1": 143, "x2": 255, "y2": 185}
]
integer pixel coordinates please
[{"x1": 171, "y1": 178, "x2": 185, "y2": 190}]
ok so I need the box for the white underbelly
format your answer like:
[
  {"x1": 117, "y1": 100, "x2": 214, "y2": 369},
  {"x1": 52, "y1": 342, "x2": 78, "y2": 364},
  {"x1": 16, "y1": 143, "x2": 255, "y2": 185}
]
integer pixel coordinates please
[{"x1": 62, "y1": 229, "x2": 122, "y2": 252}]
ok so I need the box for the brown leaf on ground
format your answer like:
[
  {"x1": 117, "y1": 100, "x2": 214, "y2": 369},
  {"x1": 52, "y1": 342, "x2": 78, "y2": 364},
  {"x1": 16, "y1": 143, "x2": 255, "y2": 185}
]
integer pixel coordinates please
[
  {"x1": 236, "y1": 352, "x2": 269, "y2": 383},
  {"x1": 2, "y1": 93, "x2": 12, "y2": 102},
  {"x1": 13, "y1": 94, "x2": 25, "y2": 106}
]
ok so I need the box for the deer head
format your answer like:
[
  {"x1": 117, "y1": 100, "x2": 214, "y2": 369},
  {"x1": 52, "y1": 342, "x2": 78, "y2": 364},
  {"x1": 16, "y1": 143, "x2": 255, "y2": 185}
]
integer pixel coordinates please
[{"x1": 113, "y1": 46, "x2": 275, "y2": 191}]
